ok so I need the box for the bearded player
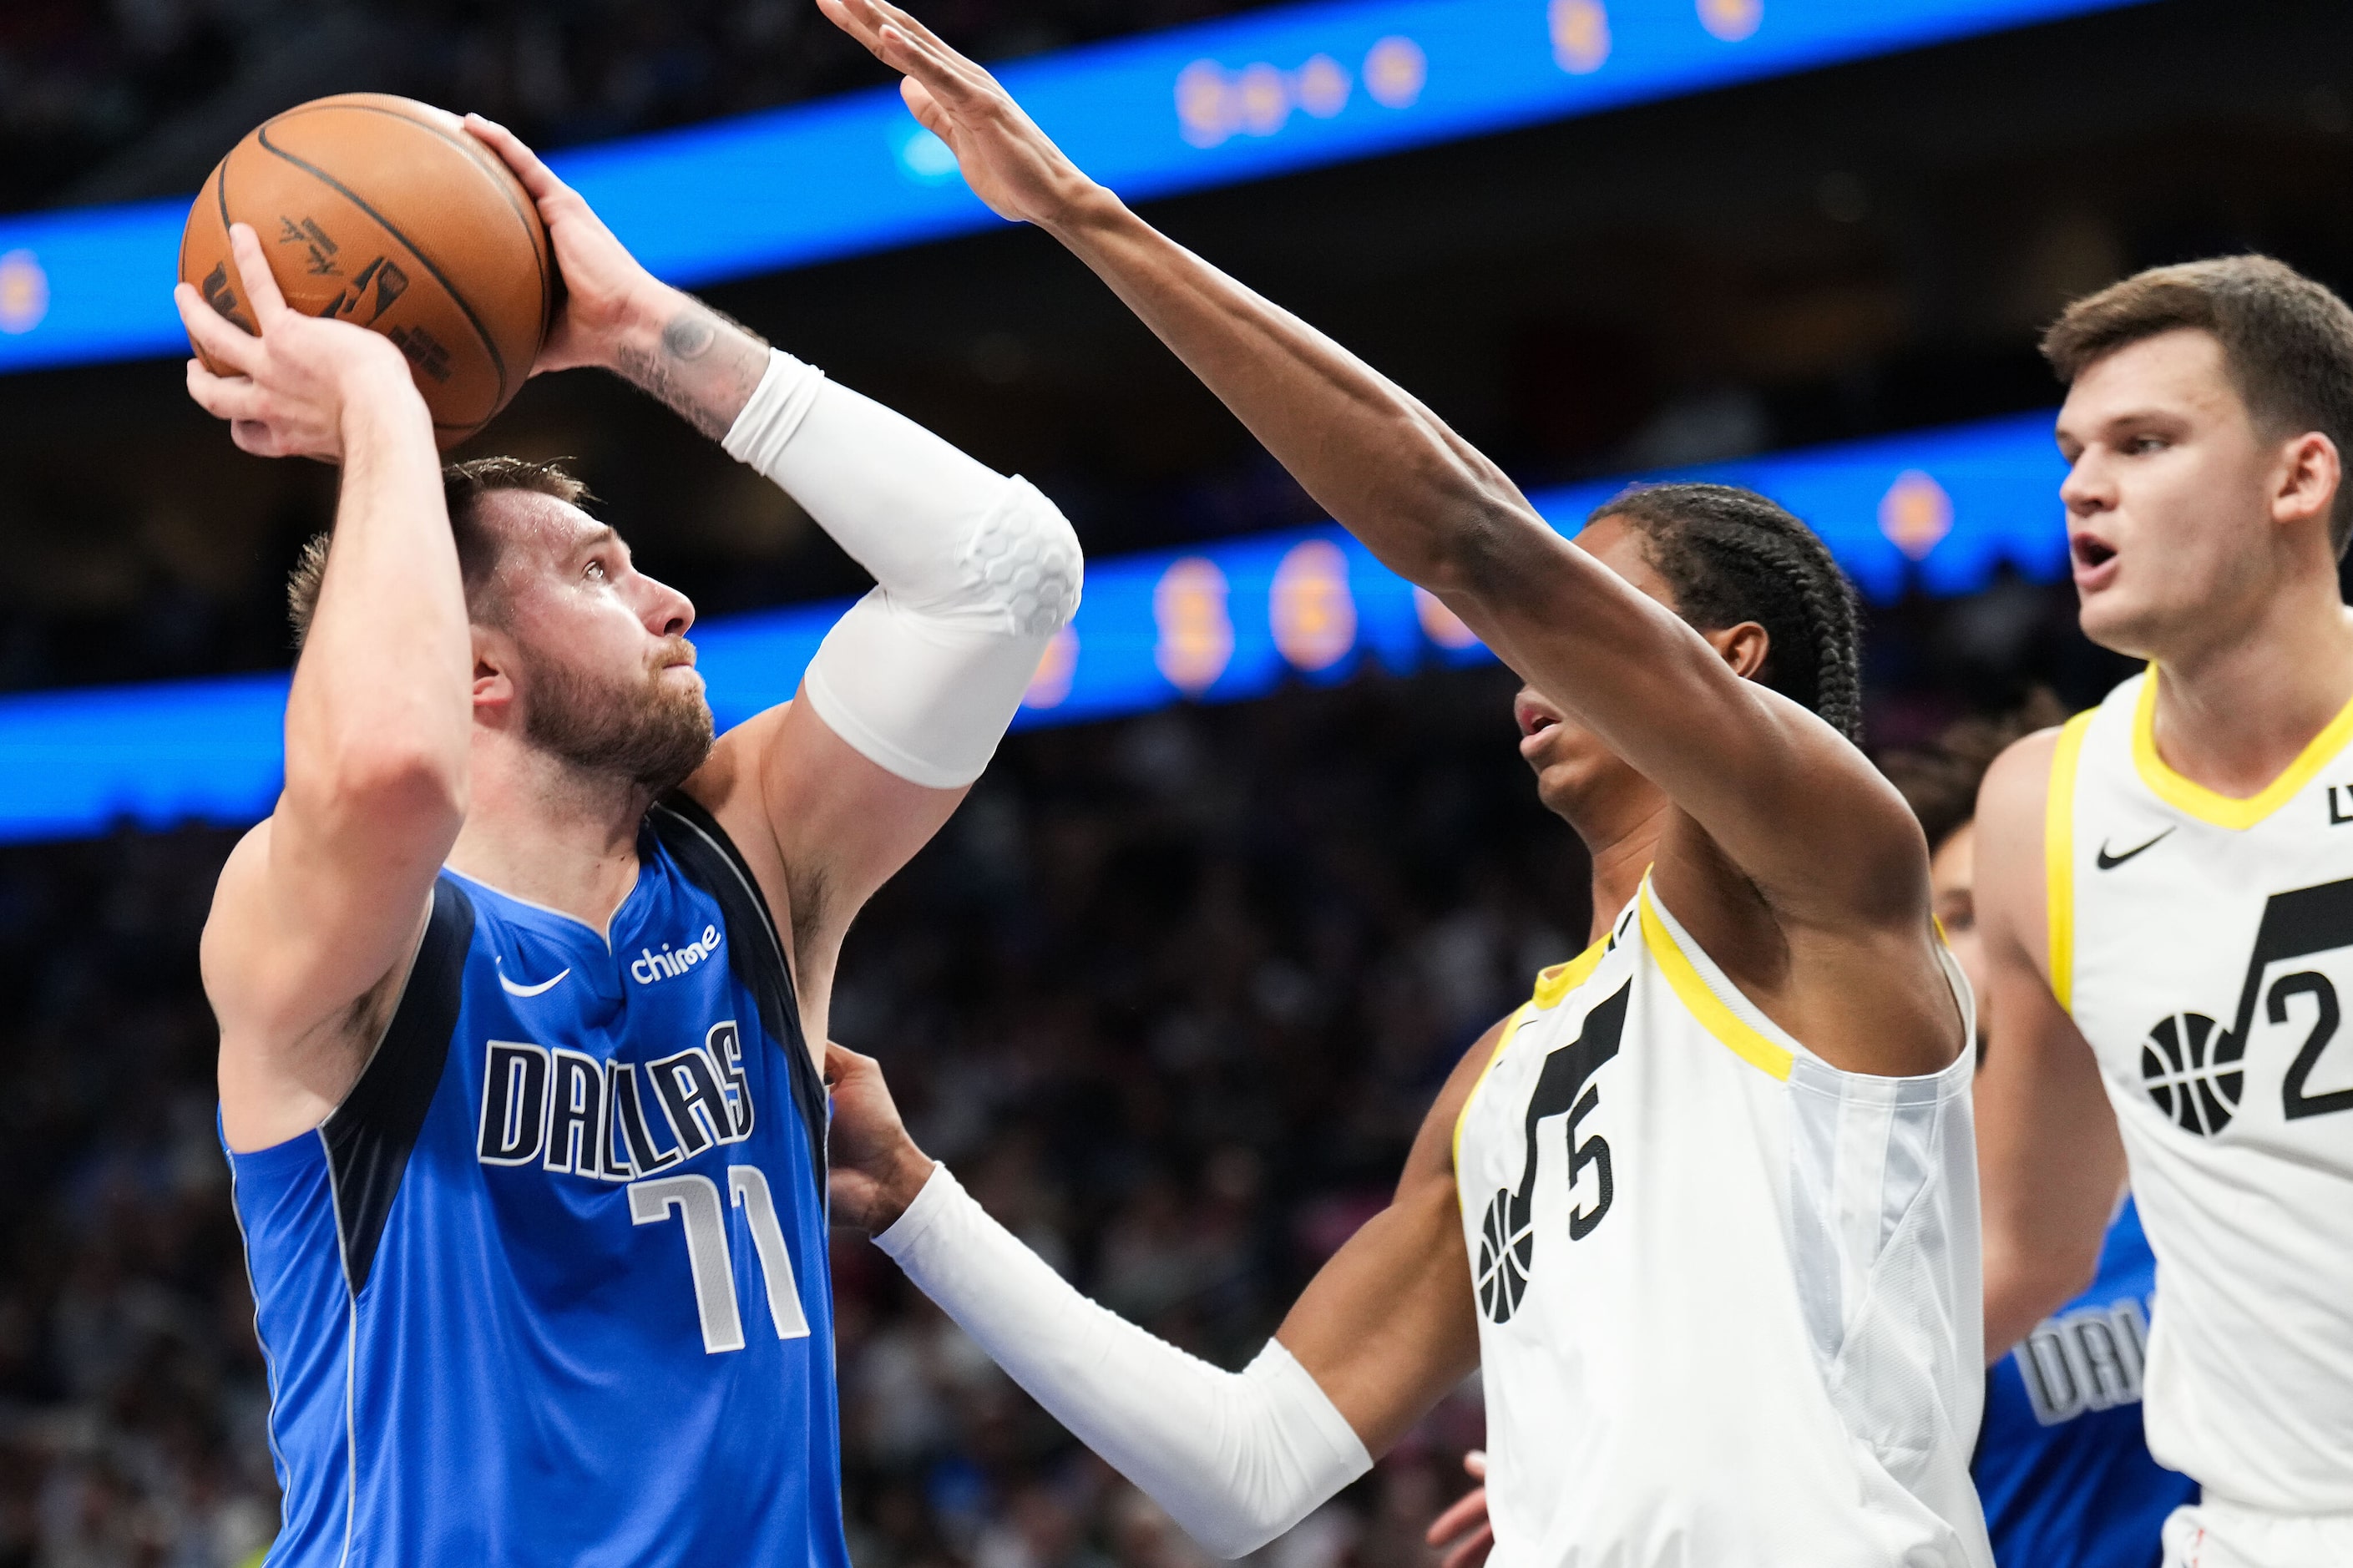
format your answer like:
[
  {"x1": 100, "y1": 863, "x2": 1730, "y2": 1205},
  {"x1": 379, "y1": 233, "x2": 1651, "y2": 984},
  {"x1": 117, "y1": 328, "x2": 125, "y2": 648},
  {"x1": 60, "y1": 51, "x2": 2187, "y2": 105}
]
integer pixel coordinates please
[
  {"x1": 176, "y1": 118, "x2": 1079, "y2": 1565},
  {"x1": 1975, "y1": 259, "x2": 2353, "y2": 1567}
]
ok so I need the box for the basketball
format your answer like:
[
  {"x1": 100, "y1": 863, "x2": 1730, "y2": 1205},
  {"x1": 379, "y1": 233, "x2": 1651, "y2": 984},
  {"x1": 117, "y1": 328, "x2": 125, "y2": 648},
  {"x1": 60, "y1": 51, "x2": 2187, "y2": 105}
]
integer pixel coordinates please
[{"x1": 179, "y1": 94, "x2": 553, "y2": 448}]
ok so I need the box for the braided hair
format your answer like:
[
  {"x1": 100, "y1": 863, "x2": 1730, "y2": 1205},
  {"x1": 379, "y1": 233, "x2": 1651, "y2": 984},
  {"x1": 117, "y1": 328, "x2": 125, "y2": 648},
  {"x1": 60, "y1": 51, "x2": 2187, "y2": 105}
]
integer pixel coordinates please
[{"x1": 1596, "y1": 482, "x2": 1865, "y2": 743}]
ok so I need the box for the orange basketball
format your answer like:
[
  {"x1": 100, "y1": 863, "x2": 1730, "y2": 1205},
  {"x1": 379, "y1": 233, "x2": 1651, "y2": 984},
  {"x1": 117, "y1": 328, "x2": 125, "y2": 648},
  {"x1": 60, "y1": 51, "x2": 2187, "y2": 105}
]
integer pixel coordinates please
[{"x1": 180, "y1": 94, "x2": 554, "y2": 449}]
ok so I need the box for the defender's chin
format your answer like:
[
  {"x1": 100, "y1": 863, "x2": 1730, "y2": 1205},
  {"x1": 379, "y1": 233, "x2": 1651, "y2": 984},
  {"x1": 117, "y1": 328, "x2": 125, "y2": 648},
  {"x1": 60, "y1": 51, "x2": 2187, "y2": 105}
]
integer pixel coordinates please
[
  {"x1": 2074, "y1": 589, "x2": 2160, "y2": 661},
  {"x1": 1533, "y1": 773, "x2": 1580, "y2": 822},
  {"x1": 1531, "y1": 755, "x2": 1609, "y2": 826}
]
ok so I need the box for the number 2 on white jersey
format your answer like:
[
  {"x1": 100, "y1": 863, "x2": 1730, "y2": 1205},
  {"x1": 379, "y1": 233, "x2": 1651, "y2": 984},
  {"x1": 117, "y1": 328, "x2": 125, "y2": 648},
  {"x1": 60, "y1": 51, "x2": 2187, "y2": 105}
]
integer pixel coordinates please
[{"x1": 630, "y1": 1165, "x2": 812, "y2": 1354}]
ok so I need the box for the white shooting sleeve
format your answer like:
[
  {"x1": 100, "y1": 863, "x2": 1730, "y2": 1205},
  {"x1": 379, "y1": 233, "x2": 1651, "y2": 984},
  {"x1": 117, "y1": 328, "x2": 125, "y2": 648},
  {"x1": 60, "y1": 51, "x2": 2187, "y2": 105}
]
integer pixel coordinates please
[
  {"x1": 873, "y1": 1165, "x2": 1372, "y2": 1559},
  {"x1": 721, "y1": 349, "x2": 1081, "y2": 788}
]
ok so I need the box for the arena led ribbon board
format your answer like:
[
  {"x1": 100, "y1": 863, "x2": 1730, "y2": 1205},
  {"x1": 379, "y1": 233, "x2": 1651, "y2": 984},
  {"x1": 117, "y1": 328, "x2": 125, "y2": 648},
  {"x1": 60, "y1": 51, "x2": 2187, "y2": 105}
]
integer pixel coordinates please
[
  {"x1": 0, "y1": 408, "x2": 2065, "y2": 844},
  {"x1": 0, "y1": 0, "x2": 2146, "y2": 374}
]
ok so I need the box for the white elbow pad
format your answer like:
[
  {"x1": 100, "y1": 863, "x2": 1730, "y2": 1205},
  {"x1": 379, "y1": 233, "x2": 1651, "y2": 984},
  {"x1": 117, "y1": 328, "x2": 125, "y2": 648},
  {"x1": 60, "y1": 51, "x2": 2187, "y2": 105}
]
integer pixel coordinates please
[
  {"x1": 802, "y1": 478, "x2": 1080, "y2": 788},
  {"x1": 876, "y1": 1166, "x2": 1370, "y2": 1557},
  {"x1": 802, "y1": 588, "x2": 1055, "y2": 790},
  {"x1": 724, "y1": 351, "x2": 1082, "y2": 787},
  {"x1": 918, "y1": 472, "x2": 1083, "y2": 638}
]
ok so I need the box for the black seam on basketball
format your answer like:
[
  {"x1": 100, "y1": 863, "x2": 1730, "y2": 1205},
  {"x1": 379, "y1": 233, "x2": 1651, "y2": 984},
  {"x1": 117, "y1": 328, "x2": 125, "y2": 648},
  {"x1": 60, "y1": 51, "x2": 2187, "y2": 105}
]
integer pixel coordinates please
[
  {"x1": 271, "y1": 101, "x2": 552, "y2": 336},
  {"x1": 178, "y1": 167, "x2": 200, "y2": 299},
  {"x1": 253, "y1": 120, "x2": 512, "y2": 418},
  {"x1": 214, "y1": 159, "x2": 236, "y2": 331}
]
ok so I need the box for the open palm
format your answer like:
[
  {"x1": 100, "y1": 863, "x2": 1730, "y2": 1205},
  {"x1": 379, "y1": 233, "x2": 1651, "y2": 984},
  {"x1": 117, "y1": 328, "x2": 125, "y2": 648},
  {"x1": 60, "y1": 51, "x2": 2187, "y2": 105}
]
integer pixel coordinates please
[
  {"x1": 816, "y1": 0, "x2": 1101, "y2": 227},
  {"x1": 463, "y1": 113, "x2": 665, "y2": 376}
]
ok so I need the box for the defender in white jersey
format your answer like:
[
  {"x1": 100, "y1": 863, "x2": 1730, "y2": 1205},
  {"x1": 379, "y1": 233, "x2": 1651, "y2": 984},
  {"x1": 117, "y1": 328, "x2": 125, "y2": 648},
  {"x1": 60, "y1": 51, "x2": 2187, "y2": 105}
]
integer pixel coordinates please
[
  {"x1": 2047, "y1": 679, "x2": 2353, "y2": 1510},
  {"x1": 813, "y1": 4, "x2": 1982, "y2": 1562},
  {"x1": 1454, "y1": 882, "x2": 1983, "y2": 1564},
  {"x1": 1976, "y1": 257, "x2": 2353, "y2": 1567}
]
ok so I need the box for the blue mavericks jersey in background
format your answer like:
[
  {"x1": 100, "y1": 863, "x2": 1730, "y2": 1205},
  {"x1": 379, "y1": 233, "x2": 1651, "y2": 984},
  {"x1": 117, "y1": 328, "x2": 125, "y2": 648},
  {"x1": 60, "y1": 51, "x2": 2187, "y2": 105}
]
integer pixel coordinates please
[
  {"x1": 227, "y1": 797, "x2": 849, "y2": 1568},
  {"x1": 1974, "y1": 1196, "x2": 2198, "y2": 1568}
]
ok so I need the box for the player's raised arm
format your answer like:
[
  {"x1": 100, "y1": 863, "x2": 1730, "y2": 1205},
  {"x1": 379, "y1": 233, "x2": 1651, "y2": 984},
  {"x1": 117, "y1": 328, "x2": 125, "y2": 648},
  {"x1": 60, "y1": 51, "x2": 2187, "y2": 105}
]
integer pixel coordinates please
[
  {"x1": 180, "y1": 224, "x2": 473, "y2": 1151},
  {"x1": 819, "y1": 0, "x2": 1950, "y2": 1071},
  {"x1": 465, "y1": 116, "x2": 1081, "y2": 1029}
]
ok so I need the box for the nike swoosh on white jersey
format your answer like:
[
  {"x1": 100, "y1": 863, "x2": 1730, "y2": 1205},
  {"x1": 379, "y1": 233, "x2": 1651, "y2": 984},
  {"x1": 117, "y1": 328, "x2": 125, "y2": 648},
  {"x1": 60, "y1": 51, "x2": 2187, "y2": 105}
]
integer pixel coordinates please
[{"x1": 497, "y1": 964, "x2": 571, "y2": 998}]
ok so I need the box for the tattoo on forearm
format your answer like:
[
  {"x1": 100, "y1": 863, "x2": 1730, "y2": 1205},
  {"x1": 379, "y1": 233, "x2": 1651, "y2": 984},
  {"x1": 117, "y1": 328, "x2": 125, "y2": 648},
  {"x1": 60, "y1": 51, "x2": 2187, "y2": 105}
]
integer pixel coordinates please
[
  {"x1": 615, "y1": 300, "x2": 769, "y2": 440},
  {"x1": 662, "y1": 313, "x2": 716, "y2": 362}
]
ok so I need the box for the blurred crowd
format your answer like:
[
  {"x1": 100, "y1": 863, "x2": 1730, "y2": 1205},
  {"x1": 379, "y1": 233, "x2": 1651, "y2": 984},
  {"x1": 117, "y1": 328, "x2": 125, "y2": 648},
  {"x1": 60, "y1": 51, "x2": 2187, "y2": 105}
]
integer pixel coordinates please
[
  {"x1": 0, "y1": 665, "x2": 1574, "y2": 1568},
  {"x1": 0, "y1": 0, "x2": 1278, "y2": 212}
]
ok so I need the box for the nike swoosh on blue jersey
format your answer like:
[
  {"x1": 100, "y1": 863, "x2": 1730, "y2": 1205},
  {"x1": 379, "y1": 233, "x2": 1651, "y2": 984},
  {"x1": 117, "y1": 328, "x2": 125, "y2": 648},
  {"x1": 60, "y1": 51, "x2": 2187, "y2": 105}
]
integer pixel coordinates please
[{"x1": 496, "y1": 964, "x2": 571, "y2": 997}]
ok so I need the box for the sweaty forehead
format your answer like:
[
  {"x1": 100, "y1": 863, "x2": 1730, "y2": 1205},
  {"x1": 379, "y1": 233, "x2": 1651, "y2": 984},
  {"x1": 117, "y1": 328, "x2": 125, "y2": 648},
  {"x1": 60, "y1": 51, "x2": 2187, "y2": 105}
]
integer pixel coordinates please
[
  {"x1": 2065, "y1": 327, "x2": 2244, "y2": 427},
  {"x1": 476, "y1": 488, "x2": 617, "y2": 568}
]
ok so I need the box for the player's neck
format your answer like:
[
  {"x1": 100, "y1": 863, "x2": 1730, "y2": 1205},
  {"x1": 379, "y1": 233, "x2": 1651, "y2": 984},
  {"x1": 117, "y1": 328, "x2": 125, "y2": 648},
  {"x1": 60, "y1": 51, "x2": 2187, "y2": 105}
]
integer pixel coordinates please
[
  {"x1": 1574, "y1": 793, "x2": 1669, "y2": 945},
  {"x1": 2148, "y1": 583, "x2": 2353, "y2": 799},
  {"x1": 444, "y1": 738, "x2": 651, "y2": 938}
]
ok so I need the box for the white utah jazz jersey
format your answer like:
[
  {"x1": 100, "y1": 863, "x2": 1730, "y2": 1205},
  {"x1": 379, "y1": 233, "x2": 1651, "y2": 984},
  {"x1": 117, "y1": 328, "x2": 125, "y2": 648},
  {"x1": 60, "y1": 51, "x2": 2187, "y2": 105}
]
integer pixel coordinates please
[
  {"x1": 2050, "y1": 670, "x2": 2353, "y2": 1512},
  {"x1": 1455, "y1": 878, "x2": 1991, "y2": 1568}
]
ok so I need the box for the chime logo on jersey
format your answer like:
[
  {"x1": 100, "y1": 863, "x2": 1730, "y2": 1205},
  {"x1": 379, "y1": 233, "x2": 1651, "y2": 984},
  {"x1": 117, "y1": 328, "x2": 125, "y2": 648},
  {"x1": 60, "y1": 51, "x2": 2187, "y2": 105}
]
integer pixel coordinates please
[
  {"x1": 2141, "y1": 876, "x2": 2353, "y2": 1136},
  {"x1": 476, "y1": 1019, "x2": 756, "y2": 1179},
  {"x1": 1476, "y1": 982, "x2": 1626, "y2": 1326},
  {"x1": 633, "y1": 924, "x2": 722, "y2": 985}
]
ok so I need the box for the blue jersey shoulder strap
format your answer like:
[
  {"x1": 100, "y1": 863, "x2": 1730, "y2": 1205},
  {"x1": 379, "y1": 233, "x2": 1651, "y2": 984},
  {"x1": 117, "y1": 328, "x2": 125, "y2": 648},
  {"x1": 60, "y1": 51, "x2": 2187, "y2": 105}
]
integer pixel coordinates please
[
  {"x1": 646, "y1": 792, "x2": 827, "y2": 1200},
  {"x1": 320, "y1": 877, "x2": 476, "y2": 1295}
]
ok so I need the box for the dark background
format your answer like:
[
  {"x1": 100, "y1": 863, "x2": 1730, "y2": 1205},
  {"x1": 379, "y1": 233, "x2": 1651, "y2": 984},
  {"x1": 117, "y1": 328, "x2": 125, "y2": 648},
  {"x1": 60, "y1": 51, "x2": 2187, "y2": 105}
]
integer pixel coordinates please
[{"x1": 3, "y1": 0, "x2": 2347, "y2": 1561}]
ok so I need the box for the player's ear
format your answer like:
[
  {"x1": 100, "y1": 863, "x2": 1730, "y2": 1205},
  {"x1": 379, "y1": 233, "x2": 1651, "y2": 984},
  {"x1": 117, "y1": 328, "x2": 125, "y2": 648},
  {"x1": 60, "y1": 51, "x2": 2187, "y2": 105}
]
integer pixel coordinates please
[
  {"x1": 2271, "y1": 429, "x2": 2341, "y2": 532},
  {"x1": 470, "y1": 626, "x2": 518, "y2": 717},
  {"x1": 1703, "y1": 620, "x2": 1770, "y2": 680}
]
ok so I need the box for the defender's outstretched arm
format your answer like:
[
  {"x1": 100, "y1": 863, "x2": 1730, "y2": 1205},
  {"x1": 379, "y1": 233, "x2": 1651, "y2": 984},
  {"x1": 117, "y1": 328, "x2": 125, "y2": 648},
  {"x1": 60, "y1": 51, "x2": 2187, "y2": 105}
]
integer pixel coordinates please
[
  {"x1": 817, "y1": 0, "x2": 1944, "y2": 1066},
  {"x1": 467, "y1": 119, "x2": 1082, "y2": 1039},
  {"x1": 827, "y1": 1019, "x2": 1500, "y2": 1558},
  {"x1": 184, "y1": 225, "x2": 473, "y2": 1151}
]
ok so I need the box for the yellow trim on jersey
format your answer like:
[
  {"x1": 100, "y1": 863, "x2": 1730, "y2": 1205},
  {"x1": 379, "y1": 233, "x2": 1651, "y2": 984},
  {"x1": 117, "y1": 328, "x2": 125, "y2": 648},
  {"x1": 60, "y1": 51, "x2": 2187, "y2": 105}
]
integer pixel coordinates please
[
  {"x1": 1455, "y1": 1001, "x2": 1539, "y2": 1172},
  {"x1": 1531, "y1": 936, "x2": 1610, "y2": 1010},
  {"x1": 1451, "y1": 934, "x2": 1610, "y2": 1171},
  {"x1": 2046, "y1": 709, "x2": 2095, "y2": 1014},
  {"x1": 2131, "y1": 666, "x2": 2353, "y2": 832},
  {"x1": 1637, "y1": 880, "x2": 1794, "y2": 1081}
]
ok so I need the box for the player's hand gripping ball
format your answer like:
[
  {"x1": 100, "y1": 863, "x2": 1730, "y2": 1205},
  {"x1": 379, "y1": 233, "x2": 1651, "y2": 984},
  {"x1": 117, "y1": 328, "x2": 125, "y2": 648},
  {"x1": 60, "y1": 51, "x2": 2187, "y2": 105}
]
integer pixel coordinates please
[{"x1": 180, "y1": 94, "x2": 554, "y2": 448}]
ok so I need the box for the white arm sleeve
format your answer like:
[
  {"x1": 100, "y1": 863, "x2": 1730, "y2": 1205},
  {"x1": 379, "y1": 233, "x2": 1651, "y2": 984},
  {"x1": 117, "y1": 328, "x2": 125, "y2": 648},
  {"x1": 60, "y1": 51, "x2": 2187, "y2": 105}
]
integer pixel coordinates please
[
  {"x1": 721, "y1": 348, "x2": 1082, "y2": 788},
  {"x1": 874, "y1": 1165, "x2": 1372, "y2": 1559}
]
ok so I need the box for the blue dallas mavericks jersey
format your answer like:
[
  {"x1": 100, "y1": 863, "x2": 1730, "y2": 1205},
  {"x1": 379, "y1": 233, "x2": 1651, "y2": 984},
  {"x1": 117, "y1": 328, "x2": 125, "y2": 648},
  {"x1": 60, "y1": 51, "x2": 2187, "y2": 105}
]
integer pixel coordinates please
[
  {"x1": 226, "y1": 797, "x2": 851, "y2": 1568},
  {"x1": 1974, "y1": 1196, "x2": 2197, "y2": 1568}
]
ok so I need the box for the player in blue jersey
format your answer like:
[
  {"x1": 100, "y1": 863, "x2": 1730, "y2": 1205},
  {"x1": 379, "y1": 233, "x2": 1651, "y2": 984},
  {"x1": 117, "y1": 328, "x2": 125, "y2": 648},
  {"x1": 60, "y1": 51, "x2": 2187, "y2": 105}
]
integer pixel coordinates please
[
  {"x1": 170, "y1": 120, "x2": 1080, "y2": 1566},
  {"x1": 1885, "y1": 706, "x2": 2197, "y2": 1568}
]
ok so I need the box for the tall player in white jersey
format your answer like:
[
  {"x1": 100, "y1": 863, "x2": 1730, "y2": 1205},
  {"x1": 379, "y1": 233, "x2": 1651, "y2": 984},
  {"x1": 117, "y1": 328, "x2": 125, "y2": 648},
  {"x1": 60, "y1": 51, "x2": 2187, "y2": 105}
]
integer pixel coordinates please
[
  {"x1": 1976, "y1": 257, "x2": 2353, "y2": 1568},
  {"x1": 813, "y1": 3, "x2": 1985, "y2": 1563}
]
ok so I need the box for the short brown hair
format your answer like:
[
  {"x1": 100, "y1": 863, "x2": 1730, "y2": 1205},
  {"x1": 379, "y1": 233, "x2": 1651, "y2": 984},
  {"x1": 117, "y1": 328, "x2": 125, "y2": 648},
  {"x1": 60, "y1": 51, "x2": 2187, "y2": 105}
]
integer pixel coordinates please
[
  {"x1": 1881, "y1": 690, "x2": 2069, "y2": 853},
  {"x1": 288, "y1": 456, "x2": 593, "y2": 647},
  {"x1": 2042, "y1": 255, "x2": 2353, "y2": 554}
]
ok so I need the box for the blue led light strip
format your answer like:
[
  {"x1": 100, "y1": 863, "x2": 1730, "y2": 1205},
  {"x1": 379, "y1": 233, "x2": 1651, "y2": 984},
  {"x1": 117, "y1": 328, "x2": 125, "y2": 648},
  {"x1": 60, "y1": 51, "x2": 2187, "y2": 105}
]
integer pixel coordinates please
[
  {"x1": 0, "y1": 0, "x2": 2146, "y2": 374},
  {"x1": 0, "y1": 407, "x2": 2064, "y2": 844}
]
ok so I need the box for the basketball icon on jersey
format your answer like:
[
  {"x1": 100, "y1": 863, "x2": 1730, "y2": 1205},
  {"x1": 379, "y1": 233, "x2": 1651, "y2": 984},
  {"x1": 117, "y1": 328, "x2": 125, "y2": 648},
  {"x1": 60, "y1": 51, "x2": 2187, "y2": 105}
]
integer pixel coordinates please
[
  {"x1": 2139, "y1": 877, "x2": 2353, "y2": 1136},
  {"x1": 1475, "y1": 983, "x2": 1627, "y2": 1325},
  {"x1": 1475, "y1": 1186, "x2": 1536, "y2": 1323},
  {"x1": 2139, "y1": 1011, "x2": 2243, "y2": 1136}
]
